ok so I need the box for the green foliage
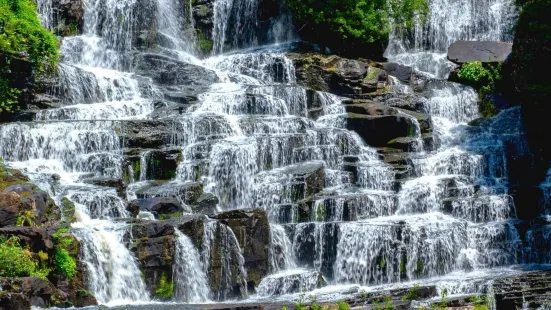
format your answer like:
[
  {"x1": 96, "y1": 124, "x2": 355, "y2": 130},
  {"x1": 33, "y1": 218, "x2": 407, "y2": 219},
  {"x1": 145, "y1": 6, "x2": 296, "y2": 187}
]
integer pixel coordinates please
[
  {"x1": 336, "y1": 301, "x2": 350, "y2": 310},
  {"x1": 457, "y1": 62, "x2": 503, "y2": 118},
  {"x1": 53, "y1": 227, "x2": 74, "y2": 250},
  {"x1": 196, "y1": 31, "x2": 213, "y2": 55},
  {"x1": 287, "y1": 0, "x2": 428, "y2": 50},
  {"x1": 402, "y1": 283, "x2": 421, "y2": 301},
  {"x1": 457, "y1": 62, "x2": 488, "y2": 82},
  {"x1": 0, "y1": 0, "x2": 58, "y2": 69},
  {"x1": 469, "y1": 294, "x2": 493, "y2": 310},
  {"x1": 0, "y1": 236, "x2": 50, "y2": 279},
  {"x1": 155, "y1": 273, "x2": 174, "y2": 298},
  {"x1": 60, "y1": 197, "x2": 77, "y2": 224},
  {"x1": 373, "y1": 295, "x2": 393, "y2": 310},
  {"x1": 54, "y1": 248, "x2": 76, "y2": 278},
  {"x1": 16, "y1": 210, "x2": 36, "y2": 227},
  {"x1": 0, "y1": 0, "x2": 58, "y2": 112},
  {"x1": 0, "y1": 77, "x2": 20, "y2": 112}
]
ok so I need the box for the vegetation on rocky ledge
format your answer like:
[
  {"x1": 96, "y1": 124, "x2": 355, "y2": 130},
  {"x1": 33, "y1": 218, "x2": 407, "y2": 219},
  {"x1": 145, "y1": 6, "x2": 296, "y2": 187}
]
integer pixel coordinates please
[
  {"x1": 287, "y1": 0, "x2": 428, "y2": 57},
  {"x1": 0, "y1": 0, "x2": 58, "y2": 112}
]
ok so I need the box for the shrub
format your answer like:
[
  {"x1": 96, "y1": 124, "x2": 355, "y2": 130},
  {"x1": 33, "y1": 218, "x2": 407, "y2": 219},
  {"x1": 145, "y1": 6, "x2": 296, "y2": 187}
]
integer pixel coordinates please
[
  {"x1": 0, "y1": 77, "x2": 20, "y2": 113},
  {"x1": 0, "y1": 0, "x2": 58, "y2": 70},
  {"x1": 54, "y1": 248, "x2": 77, "y2": 278},
  {"x1": 287, "y1": 0, "x2": 428, "y2": 55},
  {"x1": 155, "y1": 273, "x2": 174, "y2": 298},
  {"x1": 0, "y1": 0, "x2": 59, "y2": 112},
  {"x1": 0, "y1": 236, "x2": 50, "y2": 279},
  {"x1": 457, "y1": 61, "x2": 503, "y2": 118},
  {"x1": 337, "y1": 301, "x2": 350, "y2": 310},
  {"x1": 402, "y1": 283, "x2": 421, "y2": 301},
  {"x1": 457, "y1": 61, "x2": 489, "y2": 83}
]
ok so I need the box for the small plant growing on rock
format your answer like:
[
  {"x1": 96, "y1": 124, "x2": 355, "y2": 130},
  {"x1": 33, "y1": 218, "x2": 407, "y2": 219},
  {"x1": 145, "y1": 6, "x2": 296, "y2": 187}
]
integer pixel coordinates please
[
  {"x1": 373, "y1": 295, "x2": 393, "y2": 310},
  {"x1": 155, "y1": 273, "x2": 174, "y2": 299},
  {"x1": 16, "y1": 210, "x2": 36, "y2": 227},
  {"x1": 402, "y1": 283, "x2": 421, "y2": 301},
  {"x1": 457, "y1": 61, "x2": 489, "y2": 82},
  {"x1": 337, "y1": 300, "x2": 351, "y2": 310},
  {"x1": 0, "y1": 236, "x2": 50, "y2": 279},
  {"x1": 54, "y1": 248, "x2": 77, "y2": 278}
]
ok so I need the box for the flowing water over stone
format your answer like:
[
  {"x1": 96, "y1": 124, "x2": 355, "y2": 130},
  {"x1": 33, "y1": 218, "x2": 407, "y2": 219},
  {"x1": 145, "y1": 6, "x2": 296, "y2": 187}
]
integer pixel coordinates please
[{"x1": 5, "y1": 0, "x2": 551, "y2": 307}]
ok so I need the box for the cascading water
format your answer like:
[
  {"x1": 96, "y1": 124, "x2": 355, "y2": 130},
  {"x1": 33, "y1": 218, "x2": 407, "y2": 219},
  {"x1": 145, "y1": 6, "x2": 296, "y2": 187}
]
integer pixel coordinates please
[
  {"x1": 173, "y1": 229, "x2": 211, "y2": 302},
  {"x1": 7, "y1": 0, "x2": 549, "y2": 306}
]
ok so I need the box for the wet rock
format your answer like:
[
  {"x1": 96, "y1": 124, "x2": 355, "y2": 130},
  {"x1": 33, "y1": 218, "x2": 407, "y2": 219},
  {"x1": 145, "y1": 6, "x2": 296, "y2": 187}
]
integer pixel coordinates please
[
  {"x1": 0, "y1": 277, "x2": 66, "y2": 308},
  {"x1": 0, "y1": 227, "x2": 54, "y2": 253},
  {"x1": 447, "y1": 40, "x2": 513, "y2": 64},
  {"x1": 345, "y1": 113, "x2": 417, "y2": 147},
  {"x1": 134, "y1": 53, "x2": 219, "y2": 92},
  {"x1": 51, "y1": 0, "x2": 85, "y2": 36},
  {"x1": 82, "y1": 177, "x2": 126, "y2": 197},
  {"x1": 135, "y1": 181, "x2": 203, "y2": 208},
  {"x1": 193, "y1": 193, "x2": 219, "y2": 215},
  {"x1": 493, "y1": 271, "x2": 551, "y2": 309},
  {"x1": 383, "y1": 62, "x2": 414, "y2": 84},
  {"x1": 116, "y1": 120, "x2": 172, "y2": 149},
  {"x1": 289, "y1": 53, "x2": 388, "y2": 97},
  {"x1": 130, "y1": 197, "x2": 185, "y2": 218},
  {"x1": 215, "y1": 209, "x2": 270, "y2": 291},
  {"x1": 0, "y1": 293, "x2": 31, "y2": 310}
]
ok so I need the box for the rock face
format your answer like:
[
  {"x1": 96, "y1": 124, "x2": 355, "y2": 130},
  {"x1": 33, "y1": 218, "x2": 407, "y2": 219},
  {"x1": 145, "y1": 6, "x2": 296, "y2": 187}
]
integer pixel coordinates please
[
  {"x1": 50, "y1": 0, "x2": 85, "y2": 36},
  {"x1": 493, "y1": 271, "x2": 551, "y2": 309},
  {"x1": 215, "y1": 209, "x2": 270, "y2": 291},
  {"x1": 447, "y1": 40, "x2": 513, "y2": 64},
  {"x1": 128, "y1": 209, "x2": 271, "y2": 300},
  {"x1": 289, "y1": 53, "x2": 389, "y2": 96},
  {"x1": 501, "y1": 0, "x2": 551, "y2": 217}
]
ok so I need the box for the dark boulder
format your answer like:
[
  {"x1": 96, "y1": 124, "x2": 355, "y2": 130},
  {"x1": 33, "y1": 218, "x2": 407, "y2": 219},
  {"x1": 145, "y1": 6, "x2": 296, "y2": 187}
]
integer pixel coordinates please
[
  {"x1": 135, "y1": 181, "x2": 203, "y2": 208},
  {"x1": 134, "y1": 53, "x2": 219, "y2": 91},
  {"x1": 0, "y1": 227, "x2": 54, "y2": 253},
  {"x1": 0, "y1": 277, "x2": 65, "y2": 308},
  {"x1": 383, "y1": 62, "x2": 413, "y2": 84},
  {"x1": 346, "y1": 113, "x2": 417, "y2": 147},
  {"x1": 215, "y1": 209, "x2": 270, "y2": 291},
  {"x1": 289, "y1": 53, "x2": 389, "y2": 97},
  {"x1": 130, "y1": 197, "x2": 185, "y2": 217},
  {"x1": 51, "y1": 0, "x2": 85, "y2": 36},
  {"x1": 193, "y1": 193, "x2": 219, "y2": 215},
  {"x1": 447, "y1": 40, "x2": 513, "y2": 64},
  {"x1": 0, "y1": 293, "x2": 30, "y2": 310},
  {"x1": 116, "y1": 120, "x2": 172, "y2": 149}
]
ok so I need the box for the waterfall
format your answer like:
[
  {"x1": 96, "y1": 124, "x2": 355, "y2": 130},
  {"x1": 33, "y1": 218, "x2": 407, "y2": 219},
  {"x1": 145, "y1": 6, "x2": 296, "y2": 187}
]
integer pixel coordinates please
[
  {"x1": 72, "y1": 221, "x2": 149, "y2": 304},
  {"x1": 173, "y1": 229, "x2": 211, "y2": 302},
  {"x1": 385, "y1": 0, "x2": 517, "y2": 77},
  {"x1": 11, "y1": 0, "x2": 545, "y2": 305}
]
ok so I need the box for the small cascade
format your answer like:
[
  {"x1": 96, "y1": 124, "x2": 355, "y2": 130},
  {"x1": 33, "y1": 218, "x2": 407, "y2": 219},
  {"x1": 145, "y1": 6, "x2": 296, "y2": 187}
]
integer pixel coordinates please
[
  {"x1": 385, "y1": 0, "x2": 517, "y2": 77},
  {"x1": 212, "y1": 0, "x2": 259, "y2": 53},
  {"x1": 202, "y1": 221, "x2": 249, "y2": 300},
  {"x1": 173, "y1": 229, "x2": 211, "y2": 303},
  {"x1": 270, "y1": 224, "x2": 296, "y2": 272},
  {"x1": 72, "y1": 220, "x2": 149, "y2": 304},
  {"x1": 256, "y1": 269, "x2": 324, "y2": 297}
]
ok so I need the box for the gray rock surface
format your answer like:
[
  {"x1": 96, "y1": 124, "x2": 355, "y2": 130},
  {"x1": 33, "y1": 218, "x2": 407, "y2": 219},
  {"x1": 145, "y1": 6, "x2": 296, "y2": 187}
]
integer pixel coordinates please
[{"x1": 448, "y1": 40, "x2": 513, "y2": 64}]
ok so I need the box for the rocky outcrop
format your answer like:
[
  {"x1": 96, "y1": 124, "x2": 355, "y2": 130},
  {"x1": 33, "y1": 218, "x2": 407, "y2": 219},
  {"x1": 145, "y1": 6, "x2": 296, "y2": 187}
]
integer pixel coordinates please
[
  {"x1": 448, "y1": 40, "x2": 513, "y2": 64},
  {"x1": 128, "y1": 209, "x2": 272, "y2": 300},
  {"x1": 288, "y1": 53, "x2": 389, "y2": 97},
  {"x1": 215, "y1": 209, "x2": 270, "y2": 290},
  {"x1": 0, "y1": 166, "x2": 59, "y2": 228},
  {"x1": 493, "y1": 271, "x2": 551, "y2": 309},
  {"x1": 50, "y1": 0, "x2": 85, "y2": 36}
]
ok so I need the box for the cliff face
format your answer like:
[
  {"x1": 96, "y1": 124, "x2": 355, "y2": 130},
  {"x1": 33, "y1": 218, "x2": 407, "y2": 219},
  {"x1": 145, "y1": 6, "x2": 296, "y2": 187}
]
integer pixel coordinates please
[{"x1": 506, "y1": 0, "x2": 551, "y2": 170}]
